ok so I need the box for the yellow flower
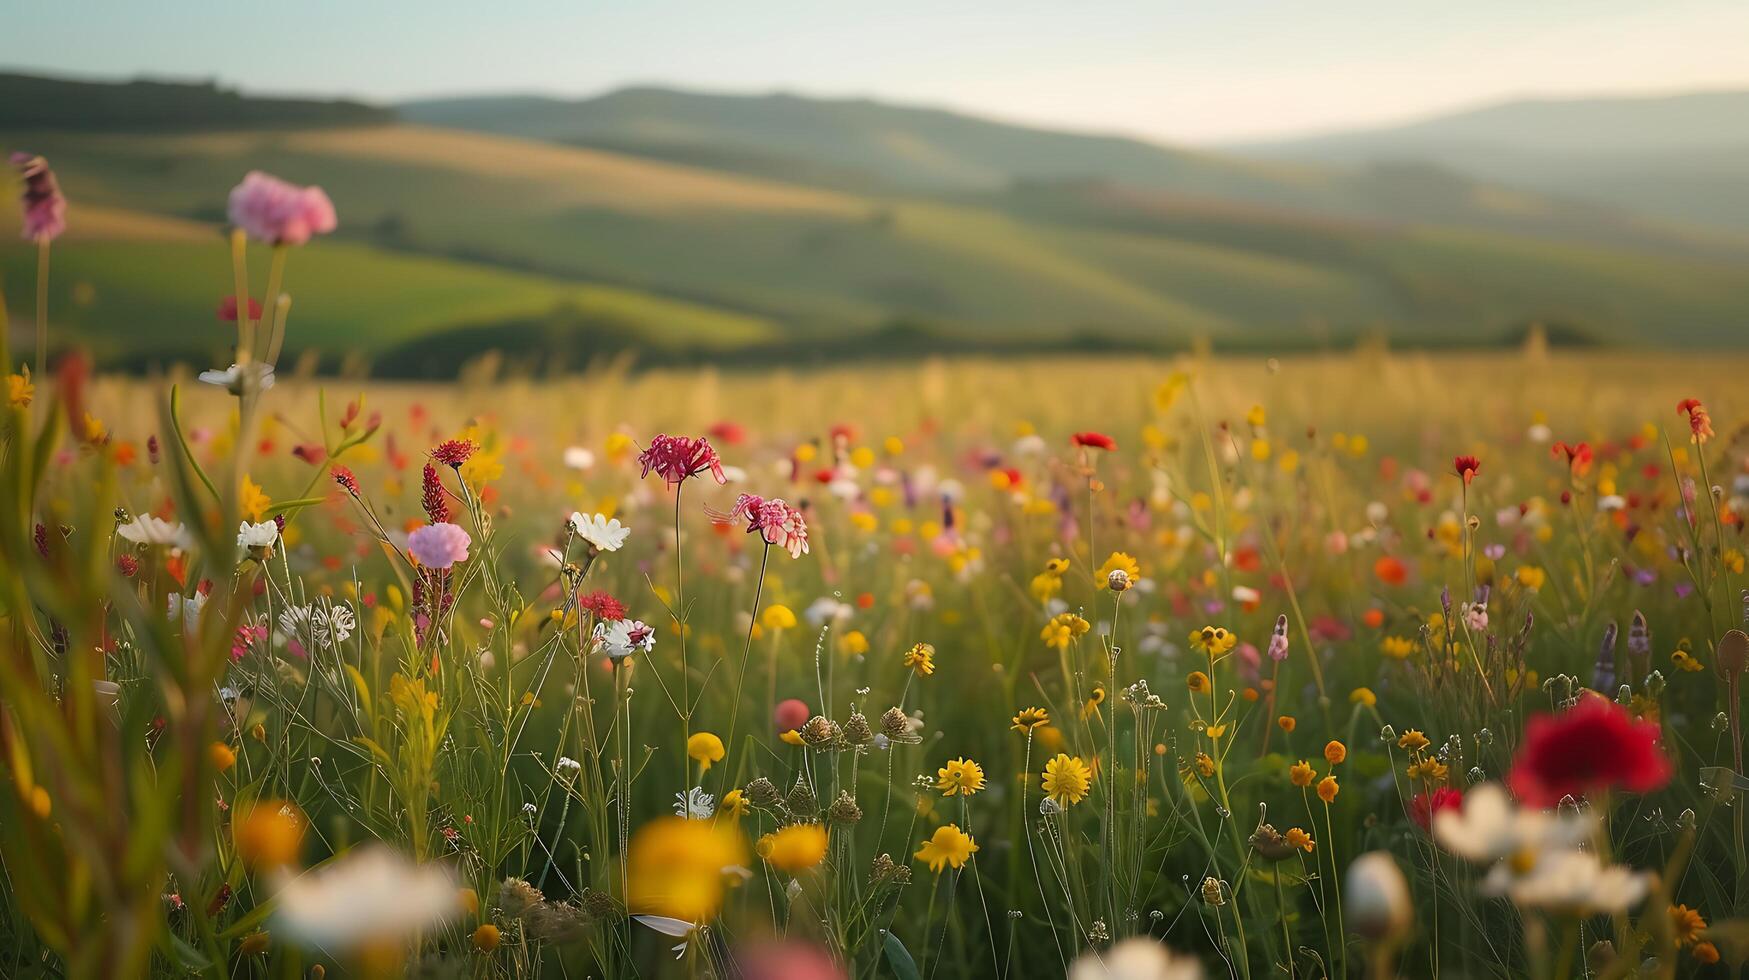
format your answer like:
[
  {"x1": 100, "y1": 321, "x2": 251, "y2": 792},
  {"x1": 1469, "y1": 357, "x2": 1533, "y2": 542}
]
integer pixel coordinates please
[
  {"x1": 914, "y1": 823, "x2": 978, "y2": 873},
  {"x1": 1380, "y1": 636, "x2": 1415, "y2": 660},
  {"x1": 1186, "y1": 671, "x2": 1211, "y2": 695},
  {"x1": 936, "y1": 758, "x2": 985, "y2": 797},
  {"x1": 903, "y1": 642, "x2": 936, "y2": 677},
  {"x1": 1515, "y1": 565, "x2": 1547, "y2": 591},
  {"x1": 210, "y1": 741, "x2": 237, "y2": 773},
  {"x1": 1672, "y1": 649, "x2": 1705, "y2": 673},
  {"x1": 841, "y1": 630, "x2": 870, "y2": 655},
  {"x1": 720, "y1": 789, "x2": 748, "y2": 819},
  {"x1": 1316, "y1": 775, "x2": 1340, "y2": 804},
  {"x1": 1671, "y1": 904, "x2": 1708, "y2": 947},
  {"x1": 1284, "y1": 827, "x2": 1315, "y2": 853},
  {"x1": 757, "y1": 823, "x2": 829, "y2": 873},
  {"x1": 1289, "y1": 760, "x2": 1316, "y2": 787},
  {"x1": 1153, "y1": 373, "x2": 1189, "y2": 414},
  {"x1": 1188, "y1": 626, "x2": 1237, "y2": 657},
  {"x1": 688, "y1": 732, "x2": 725, "y2": 772},
  {"x1": 1349, "y1": 687, "x2": 1377, "y2": 707},
  {"x1": 780, "y1": 730, "x2": 804, "y2": 746},
  {"x1": 1323, "y1": 740, "x2": 1347, "y2": 765},
  {"x1": 1043, "y1": 557, "x2": 1071, "y2": 575},
  {"x1": 1397, "y1": 730, "x2": 1430, "y2": 753},
  {"x1": 1041, "y1": 612, "x2": 1090, "y2": 650},
  {"x1": 1193, "y1": 752, "x2": 1215, "y2": 778},
  {"x1": 627, "y1": 816, "x2": 749, "y2": 921},
  {"x1": 234, "y1": 799, "x2": 307, "y2": 871},
  {"x1": 1011, "y1": 706, "x2": 1051, "y2": 734},
  {"x1": 471, "y1": 924, "x2": 501, "y2": 952},
  {"x1": 6, "y1": 367, "x2": 32, "y2": 408},
  {"x1": 240, "y1": 475, "x2": 272, "y2": 523},
  {"x1": 1406, "y1": 758, "x2": 1449, "y2": 783},
  {"x1": 1041, "y1": 753, "x2": 1092, "y2": 807},
  {"x1": 1081, "y1": 683, "x2": 1105, "y2": 720},
  {"x1": 1030, "y1": 572, "x2": 1064, "y2": 603},
  {"x1": 761, "y1": 605, "x2": 797, "y2": 631},
  {"x1": 1098, "y1": 552, "x2": 1141, "y2": 582}
]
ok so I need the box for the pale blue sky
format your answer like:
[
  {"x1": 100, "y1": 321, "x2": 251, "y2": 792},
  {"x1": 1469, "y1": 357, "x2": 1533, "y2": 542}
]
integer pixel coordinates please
[{"x1": 7, "y1": 1, "x2": 1748, "y2": 142}]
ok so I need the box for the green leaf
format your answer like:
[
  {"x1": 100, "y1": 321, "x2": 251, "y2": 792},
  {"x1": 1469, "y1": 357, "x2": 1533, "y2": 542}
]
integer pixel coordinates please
[
  {"x1": 164, "y1": 932, "x2": 212, "y2": 972},
  {"x1": 883, "y1": 930, "x2": 921, "y2": 980}
]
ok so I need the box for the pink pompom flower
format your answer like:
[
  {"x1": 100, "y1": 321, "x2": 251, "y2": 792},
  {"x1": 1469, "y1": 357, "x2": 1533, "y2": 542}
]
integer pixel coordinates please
[
  {"x1": 227, "y1": 171, "x2": 337, "y2": 246},
  {"x1": 407, "y1": 522, "x2": 472, "y2": 570},
  {"x1": 11, "y1": 152, "x2": 67, "y2": 242}
]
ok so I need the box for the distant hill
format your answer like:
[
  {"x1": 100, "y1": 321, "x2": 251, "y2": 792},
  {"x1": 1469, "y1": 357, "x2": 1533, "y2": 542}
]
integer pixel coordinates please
[
  {"x1": 398, "y1": 86, "x2": 1748, "y2": 258},
  {"x1": 1232, "y1": 90, "x2": 1749, "y2": 233},
  {"x1": 0, "y1": 70, "x2": 391, "y2": 130},
  {"x1": 5, "y1": 71, "x2": 1749, "y2": 370}
]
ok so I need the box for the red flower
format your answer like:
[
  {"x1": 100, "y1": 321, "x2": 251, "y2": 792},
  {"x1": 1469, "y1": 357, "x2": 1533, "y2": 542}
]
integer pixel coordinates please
[
  {"x1": 1453, "y1": 455, "x2": 1480, "y2": 484},
  {"x1": 421, "y1": 464, "x2": 450, "y2": 523},
  {"x1": 217, "y1": 295, "x2": 263, "y2": 322},
  {"x1": 332, "y1": 466, "x2": 360, "y2": 496},
  {"x1": 430, "y1": 439, "x2": 476, "y2": 468},
  {"x1": 1072, "y1": 431, "x2": 1116, "y2": 451},
  {"x1": 1507, "y1": 696, "x2": 1672, "y2": 806},
  {"x1": 1550, "y1": 441, "x2": 1592, "y2": 472},
  {"x1": 1409, "y1": 786, "x2": 1464, "y2": 832},
  {"x1": 578, "y1": 590, "x2": 626, "y2": 622},
  {"x1": 707, "y1": 421, "x2": 747, "y2": 445},
  {"x1": 1677, "y1": 398, "x2": 1715, "y2": 443},
  {"x1": 637, "y1": 434, "x2": 726, "y2": 487},
  {"x1": 291, "y1": 443, "x2": 326, "y2": 464}
]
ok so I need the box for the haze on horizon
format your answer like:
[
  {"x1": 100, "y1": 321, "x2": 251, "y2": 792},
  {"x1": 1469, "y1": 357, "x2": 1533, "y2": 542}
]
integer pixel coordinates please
[{"x1": 7, "y1": 0, "x2": 1749, "y2": 144}]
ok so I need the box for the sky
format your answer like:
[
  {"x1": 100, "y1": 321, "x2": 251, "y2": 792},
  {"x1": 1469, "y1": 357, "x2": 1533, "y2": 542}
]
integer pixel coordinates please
[{"x1": 7, "y1": 0, "x2": 1749, "y2": 144}]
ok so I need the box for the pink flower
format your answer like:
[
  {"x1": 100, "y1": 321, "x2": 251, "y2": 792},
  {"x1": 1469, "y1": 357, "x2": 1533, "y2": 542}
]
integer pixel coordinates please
[
  {"x1": 721, "y1": 493, "x2": 809, "y2": 559},
  {"x1": 11, "y1": 152, "x2": 66, "y2": 242},
  {"x1": 227, "y1": 171, "x2": 336, "y2": 246},
  {"x1": 637, "y1": 434, "x2": 725, "y2": 488},
  {"x1": 407, "y1": 522, "x2": 471, "y2": 570}
]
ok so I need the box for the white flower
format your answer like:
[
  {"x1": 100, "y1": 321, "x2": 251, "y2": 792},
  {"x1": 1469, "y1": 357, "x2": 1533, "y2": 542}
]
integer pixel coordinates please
[
  {"x1": 569, "y1": 512, "x2": 630, "y2": 552},
  {"x1": 1433, "y1": 783, "x2": 1594, "y2": 864},
  {"x1": 237, "y1": 520, "x2": 280, "y2": 550},
  {"x1": 1013, "y1": 434, "x2": 1047, "y2": 456},
  {"x1": 279, "y1": 604, "x2": 356, "y2": 649},
  {"x1": 594, "y1": 619, "x2": 655, "y2": 659},
  {"x1": 1482, "y1": 849, "x2": 1649, "y2": 914},
  {"x1": 168, "y1": 592, "x2": 206, "y2": 631},
  {"x1": 1069, "y1": 936, "x2": 1204, "y2": 980},
  {"x1": 674, "y1": 786, "x2": 715, "y2": 819},
  {"x1": 556, "y1": 756, "x2": 581, "y2": 779},
  {"x1": 118, "y1": 515, "x2": 191, "y2": 550},
  {"x1": 1365, "y1": 501, "x2": 1389, "y2": 525},
  {"x1": 1346, "y1": 851, "x2": 1412, "y2": 943},
  {"x1": 271, "y1": 846, "x2": 461, "y2": 949},
  {"x1": 1599, "y1": 494, "x2": 1627, "y2": 512},
  {"x1": 1527, "y1": 423, "x2": 1552, "y2": 444},
  {"x1": 561, "y1": 446, "x2": 595, "y2": 470},
  {"x1": 633, "y1": 915, "x2": 697, "y2": 959},
  {"x1": 804, "y1": 597, "x2": 854, "y2": 628},
  {"x1": 198, "y1": 362, "x2": 275, "y2": 396}
]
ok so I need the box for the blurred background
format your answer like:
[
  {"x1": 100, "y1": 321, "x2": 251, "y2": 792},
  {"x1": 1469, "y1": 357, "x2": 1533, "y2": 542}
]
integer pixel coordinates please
[{"x1": 4, "y1": 0, "x2": 1749, "y2": 376}]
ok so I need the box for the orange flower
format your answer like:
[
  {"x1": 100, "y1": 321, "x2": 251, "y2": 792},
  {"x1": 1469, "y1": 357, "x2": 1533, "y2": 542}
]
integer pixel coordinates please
[
  {"x1": 1316, "y1": 775, "x2": 1340, "y2": 804},
  {"x1": 1373, "y1": 556, "x2": 1408, "y2": 586},
  {"x1": 1323, "y1": 740, "x2": 1347, "y2": 765},
  {"x1": 1277, "y1": 715, "x2": 1296, "y2": 733},
  {"x1": 1290, "y1": 761, "x2": 1316, "y2": 787}
]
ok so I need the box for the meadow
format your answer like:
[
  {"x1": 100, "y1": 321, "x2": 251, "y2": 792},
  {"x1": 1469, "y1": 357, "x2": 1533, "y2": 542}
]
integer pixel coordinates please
[{"x1": 7, "y1": 164, "x2": 1749, "y2": 980}]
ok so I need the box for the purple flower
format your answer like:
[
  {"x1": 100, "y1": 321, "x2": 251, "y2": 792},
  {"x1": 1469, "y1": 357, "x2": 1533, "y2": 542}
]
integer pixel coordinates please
[
  {"x1": 407, "y1": 522, "x2": 471, "y2": 570},
  {"x1": 11, "y1": 152, "x2": 66, "y2": 242},
  {"x1": 227, "y1": 171, "x2": 336, "y2": 245}
]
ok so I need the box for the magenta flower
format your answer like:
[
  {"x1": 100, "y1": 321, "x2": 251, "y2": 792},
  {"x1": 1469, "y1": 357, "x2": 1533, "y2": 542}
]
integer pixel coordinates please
[
  {"x1": 407, "y1": 522, "x2": 471, "y2": 570},
  {"x1": 723, "y1": 493, "x2": 809, "y2": 559},
  {"x1": 11, "y1": 152, "x2": 66, "y2": 242},
  {"x1": 637, "y1": 434, "x2": 726, "y2": 488},
  {"x1": 227, "y1": 171, "x2": 337, "y2": 245}
]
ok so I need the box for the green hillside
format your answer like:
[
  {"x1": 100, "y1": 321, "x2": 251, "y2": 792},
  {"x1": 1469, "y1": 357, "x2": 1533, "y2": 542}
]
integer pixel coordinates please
[
  {"x1": 0, "y1": 71, "x2": 390, "y2": 130},
  {"x1": 5, "y1": 71, "x2": 1749, "y2": 370}
]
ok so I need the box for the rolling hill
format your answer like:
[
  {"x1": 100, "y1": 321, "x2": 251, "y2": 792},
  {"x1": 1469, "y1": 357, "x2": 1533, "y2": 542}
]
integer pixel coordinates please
[
  {"x1": 5, "y1": 70, "x2": 1749, "y2": 372},
  {"x1": 1232, "y1": 90, "x2": 1749, "y2": 235}
]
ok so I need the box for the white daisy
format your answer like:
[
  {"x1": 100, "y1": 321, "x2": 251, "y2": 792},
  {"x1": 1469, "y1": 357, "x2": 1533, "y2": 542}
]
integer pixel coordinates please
[{"x1": 569, "y1": 512, "x2": 630, "y2": 552}]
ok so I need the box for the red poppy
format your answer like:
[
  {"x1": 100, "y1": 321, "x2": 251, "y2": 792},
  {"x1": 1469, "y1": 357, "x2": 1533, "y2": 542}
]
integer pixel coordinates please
[
  {"x1": 1550, "y1": 441, "x2": 1592, "y2": 472},
  {"x1": 1372, "y1": 555, "x2": 1408, "y2": 586},
  {"x1": 1453, "y1": 455, "x2": 1480, "y2": 484},
  {"x1": 1507, "y1": 696, "x2": 1672, "y2": 806},
  {"x1": 1409, "y1": 786, "x2": 1464, "y2": 832},
  {"x1": 1072, "y1": 431, "x2": 1116, "y2": 451}
]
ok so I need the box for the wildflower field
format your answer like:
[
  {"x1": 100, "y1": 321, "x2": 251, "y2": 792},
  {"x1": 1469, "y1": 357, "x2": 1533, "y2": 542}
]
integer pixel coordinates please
[{"x1": 8, "y1": 166, "x2": 1749, "y2": 980}]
